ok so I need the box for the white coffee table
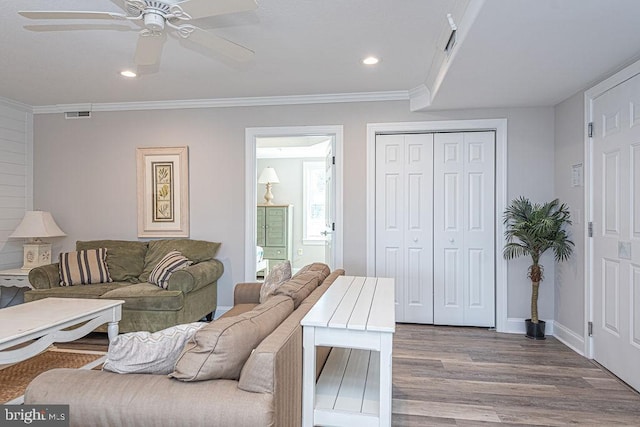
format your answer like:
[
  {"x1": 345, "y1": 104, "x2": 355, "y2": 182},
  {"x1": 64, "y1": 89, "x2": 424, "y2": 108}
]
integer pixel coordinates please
[{"x1": 0, "y1": 297, "x2": 124, "y2": 365}]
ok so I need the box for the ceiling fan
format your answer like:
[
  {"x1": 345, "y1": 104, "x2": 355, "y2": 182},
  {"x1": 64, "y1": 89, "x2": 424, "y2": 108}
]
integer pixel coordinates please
[{"x1": 18, "y1": 0, "x2": 258, "y2": 66}]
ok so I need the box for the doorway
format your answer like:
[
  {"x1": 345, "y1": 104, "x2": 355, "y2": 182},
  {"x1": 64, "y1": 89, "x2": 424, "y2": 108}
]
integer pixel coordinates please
[
  {"x1": 245, "y1": 126, "x2": 344, "y2": 282},
  {"x1": 256, "y1": 136, "x2": 330, "y2": 277}
]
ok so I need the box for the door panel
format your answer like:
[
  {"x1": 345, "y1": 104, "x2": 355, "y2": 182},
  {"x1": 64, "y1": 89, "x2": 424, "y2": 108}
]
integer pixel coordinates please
[
  {"x1": 434, "y1": 132, "x2": 495, "y2": 327},
  {"x1": 375, "y1": 134, "x2": 433, "y2": 323},
  {"x1": 592, "y1": 71, "x2": 640, "y2": 392}
]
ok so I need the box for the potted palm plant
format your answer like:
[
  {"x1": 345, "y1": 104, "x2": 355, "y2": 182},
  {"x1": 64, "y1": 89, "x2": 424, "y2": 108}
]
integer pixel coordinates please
[{"x1": 503, "y1": 197, "x2": 574, "y2": 339}]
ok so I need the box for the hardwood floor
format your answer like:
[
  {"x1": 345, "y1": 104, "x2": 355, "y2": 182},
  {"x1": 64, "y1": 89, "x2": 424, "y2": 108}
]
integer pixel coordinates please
[
  {"x1": 392, "y1": 324, "x2": 640, "y2": 426},
  {"x1": 63, "y1": 325, "x2": 640, "y2": 426}
]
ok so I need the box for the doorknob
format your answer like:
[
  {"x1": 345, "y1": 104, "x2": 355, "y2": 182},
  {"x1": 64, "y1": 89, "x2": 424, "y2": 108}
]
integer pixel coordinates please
[
  {"x1": 413, "y1": 237, "x2": 418, "y2": 242},
  {"x1": 449, "y1": 238, "x2": 455, "y2": 243}
]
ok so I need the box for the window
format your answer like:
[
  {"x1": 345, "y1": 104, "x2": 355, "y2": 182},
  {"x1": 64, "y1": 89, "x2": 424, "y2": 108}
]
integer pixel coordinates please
[{"x1": 303, "y1": 161, "x2": 326, "y2": 243}]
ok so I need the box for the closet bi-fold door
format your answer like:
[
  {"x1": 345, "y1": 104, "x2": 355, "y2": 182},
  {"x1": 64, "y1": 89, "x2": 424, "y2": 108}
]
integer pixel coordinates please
[
  {"x1": 433, "y1": 132, "x2": 495, "y2": 327},
  {"x1": 375, "y1": 134, "x2": 434, "y2": 323}
]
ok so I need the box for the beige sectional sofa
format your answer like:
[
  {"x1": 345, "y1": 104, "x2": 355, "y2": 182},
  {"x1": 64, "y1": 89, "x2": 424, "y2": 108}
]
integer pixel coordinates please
[{"x1": 25, "y1": 264, "x2": 345, "y2": 427}]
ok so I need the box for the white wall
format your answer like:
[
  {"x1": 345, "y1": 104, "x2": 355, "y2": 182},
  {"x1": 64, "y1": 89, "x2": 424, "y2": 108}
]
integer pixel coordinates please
[
  {"x1": 32, "y1": 101, "x2": 555, "y2": 318},
  {"x1": 553, "y1": 91, "x2": 588, "y2": 350},
  {"x1": 0, "y1": 98, "x2": 33, "y2": 270},
  {"x1": 256, "y1": 157, "x2": 325, "y2": 270}
]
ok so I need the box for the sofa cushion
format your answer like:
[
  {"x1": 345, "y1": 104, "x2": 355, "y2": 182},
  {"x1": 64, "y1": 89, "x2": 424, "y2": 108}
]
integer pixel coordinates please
[
  {"x1": 25, "y1": 369, "x2": 275, "y2": 427},
  {"x1": 148, "y1": 251, "x2": 193, "y2": 290},
  {"x1": 293, "y1": 262, "x2": 330, "y2": 282},
  {"x1": 59, "y1": 248, "x2": 112, "y2": 286},
  {"x1": 171, "y1": 295, "x2": 294, "y2": 381},
  {"x1": 103, "y1": 321, "x2": 206, "y2": 374},
  {"x1": 100, "y1": 283, "x2": 184, "y2": 311},
  {"x1": 259, "y1": 260, "x2": 291, "y2": 303},
  {"x1": 76, "y1": 240, "x2": 149, "y2": 283},
  {"x1": 273, "y1": 272, "x2": 320, "y2": 308},
  {"x1": 238, "y1": 270, "x2": 341, "y2": 394},
  {"x1": 25, "y1": 282, "x2": 127, "y2": 302},
  {"x1": 219, "y1": 303, "x2": 259, "y2": 319},
  {"x1": 139, "y1": 239, "x2": 221, "y2": 282}
]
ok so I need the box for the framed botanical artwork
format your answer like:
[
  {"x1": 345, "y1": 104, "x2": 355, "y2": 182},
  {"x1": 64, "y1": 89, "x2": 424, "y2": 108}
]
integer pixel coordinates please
[{"x1": 136, "y1": 146, "x2": 189, "y2": 237}]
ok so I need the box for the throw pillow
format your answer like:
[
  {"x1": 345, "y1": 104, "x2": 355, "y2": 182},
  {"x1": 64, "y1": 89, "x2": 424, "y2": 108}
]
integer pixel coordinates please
[
  {"x1": 139, "y1": 239, "x2": 221, "y2": 282},
  {"x1": 76, "y1": 240, "x2": 148, "y2": 283},
  {"x1": 273, "y1": 271, "x2": 320, "y2": 308},
  {"x1": 293, "y1": 262, "x2": 330, "y2": 282},
  {"x1": 259, "y1": 260, "x2": 292, "y2": 303},
  {"x1": 59, "y1": 248, "x2": 112, "y2": 286},
  {"x1": 148, "y1": 250, "x2": 193, "y2": 290},
  {"x1": 102, "y1": 322, "x2": 206, "y2": 375},
  {"x1": 171, "y1": 295, "x2": 294, "y2": 382}
]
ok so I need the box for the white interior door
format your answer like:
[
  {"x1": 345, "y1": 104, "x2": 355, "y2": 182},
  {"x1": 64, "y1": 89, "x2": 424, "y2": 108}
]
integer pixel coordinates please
[
  {"x1": 375, "y1": 134, "x2": 434, "y2": 323},
  {"x1": 324, "y1": 139, "x2": 334, "y2": 268},
  {"x1": 592, "y1": 72, "x2": 640, "y2": 392},
  {"x1": 433, "y1": 132, "x2": 495, "y2": 327}
]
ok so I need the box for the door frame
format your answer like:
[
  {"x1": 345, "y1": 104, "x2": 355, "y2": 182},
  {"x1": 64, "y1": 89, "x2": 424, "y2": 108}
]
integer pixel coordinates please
[
  {"x1": 365, "y1": 119, "x2": 508, "y2": 332},
  {"x1": 584, "y1": 58, "x2": 640, "y2": 358},
  {"x1": 245, "y1": 125, "x2": 344, "y2": 281}
]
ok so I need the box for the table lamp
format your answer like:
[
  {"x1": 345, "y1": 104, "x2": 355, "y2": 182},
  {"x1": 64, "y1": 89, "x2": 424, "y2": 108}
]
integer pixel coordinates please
[
  {"x1": 258, "y1": 167, "x2": 280, "y2": 205},
  {"x1": 9, "y1": 211, "x2": 66, "y2": 270}
]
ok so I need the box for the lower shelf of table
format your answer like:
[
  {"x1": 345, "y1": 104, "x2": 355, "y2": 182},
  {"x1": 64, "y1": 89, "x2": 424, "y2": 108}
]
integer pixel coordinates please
[{"x1": 315, "y1": 347, "x2": 381, "y2": 424}]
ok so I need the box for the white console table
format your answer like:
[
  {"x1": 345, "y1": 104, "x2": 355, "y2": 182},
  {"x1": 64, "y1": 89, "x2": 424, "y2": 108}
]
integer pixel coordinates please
[{"x1": 301, "y1": 276, "x2": 395, "y2": 427}]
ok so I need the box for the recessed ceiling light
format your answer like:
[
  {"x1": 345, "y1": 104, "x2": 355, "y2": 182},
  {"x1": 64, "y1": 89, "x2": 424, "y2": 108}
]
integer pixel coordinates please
[
  {"x1": 120, "y1": 70, "x2": 137, "y2": 78},
  {"x1": 362, "y1": 56, "x2": 380, "y2": 65}
]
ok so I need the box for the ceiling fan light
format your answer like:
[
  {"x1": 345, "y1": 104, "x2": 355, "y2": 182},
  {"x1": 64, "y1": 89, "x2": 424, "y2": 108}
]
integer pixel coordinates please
[
  {"x1": 362, "y1": 56, "x2": 380, "y2": 65},
  {"x1": 120, "y1": 70, "x2": 137, "y2": 78}
]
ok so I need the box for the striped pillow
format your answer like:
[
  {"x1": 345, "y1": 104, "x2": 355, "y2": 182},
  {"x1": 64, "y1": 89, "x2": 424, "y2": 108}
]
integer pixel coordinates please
[
  {"x1": 149, "y1": 250, "x2": 193, "y2": 290},
  {"x1": 59, "y1": 248, "x2": 113, "y2": 286}
]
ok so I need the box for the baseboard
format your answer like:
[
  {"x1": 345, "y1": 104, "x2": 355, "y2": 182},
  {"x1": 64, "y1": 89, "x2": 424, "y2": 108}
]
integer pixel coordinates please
[
  {"x1": 214, "y1": 306, "x2": 232, "y2": 319},
  {"x1": 552, "y1": 321, "x2": 585, "y2": 356},
  {"x1": 505, "y1": 317, "x2": 555, "y2": 336}
]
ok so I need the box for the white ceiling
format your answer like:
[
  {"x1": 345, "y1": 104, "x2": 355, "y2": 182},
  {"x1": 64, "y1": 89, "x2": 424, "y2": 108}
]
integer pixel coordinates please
[{"x1": 1, "y1": 0, "x2": 640, "y2": 110}]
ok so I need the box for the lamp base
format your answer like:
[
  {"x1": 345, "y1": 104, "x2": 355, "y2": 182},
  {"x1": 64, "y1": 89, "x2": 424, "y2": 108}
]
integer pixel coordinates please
[
  {"x1": 22, "y1": 242, "x2": 52, "y2": 270},
  {"x1": 263, "y1": 183, "x2": 275, "y2": 206}
]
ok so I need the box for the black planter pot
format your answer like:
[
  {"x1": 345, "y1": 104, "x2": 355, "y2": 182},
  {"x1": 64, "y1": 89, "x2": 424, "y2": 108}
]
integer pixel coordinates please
[{"x1": 525, "y1": 319, "x2": 546, "y2": 340}]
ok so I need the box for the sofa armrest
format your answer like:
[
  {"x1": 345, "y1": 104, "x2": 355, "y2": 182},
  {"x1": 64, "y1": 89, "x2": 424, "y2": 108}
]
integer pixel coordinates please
[
  {"x1": 234, "y1": 282, "x2": 262, "y2": 305},
  {"x1": 28, "y1": 263, "x2": 61, "y2": 289},
  {"x1": 167, "y1": 259, "x2": 224, "y2": 294}
]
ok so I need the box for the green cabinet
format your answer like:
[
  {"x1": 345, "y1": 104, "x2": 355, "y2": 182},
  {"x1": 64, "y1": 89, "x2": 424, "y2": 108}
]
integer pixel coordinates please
[{"x1": 257, "y1": 205, "x2": 293, "y2": 265}]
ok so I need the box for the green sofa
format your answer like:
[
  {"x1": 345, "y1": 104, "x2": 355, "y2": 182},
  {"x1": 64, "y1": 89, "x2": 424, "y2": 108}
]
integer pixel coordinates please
[{"x1": 25, "y1": 239, "x2": 223, "y2": 333}]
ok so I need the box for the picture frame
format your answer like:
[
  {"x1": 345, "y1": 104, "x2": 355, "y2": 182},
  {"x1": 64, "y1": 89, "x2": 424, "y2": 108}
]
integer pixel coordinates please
[{"x1": 136, "y1": 146, "x2": 189, "y2": 238}]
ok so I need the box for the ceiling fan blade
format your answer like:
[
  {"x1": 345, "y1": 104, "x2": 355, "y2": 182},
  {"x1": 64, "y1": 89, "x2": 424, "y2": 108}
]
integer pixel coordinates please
[
  {"x1": 24, "y1": 24, "x2": 133, "y2": 32},
  {"x1": 134, "y1": 32, "x2": 167, "y2": 66},
  {"x1": 18, "y1": 11, "x2": 127, "y2": 20},
  {"x1": 175, "y1": 0, "x2": 257, "y2": 19},
  {"x1": 188, "y1": 27, "x2": 254, "y2": 61}
]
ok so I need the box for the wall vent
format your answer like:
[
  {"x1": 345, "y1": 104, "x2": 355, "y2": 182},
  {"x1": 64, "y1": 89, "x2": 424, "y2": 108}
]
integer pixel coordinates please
[
  {"x1": 65, "y1": 111, "x2": 91, "y2": 119},
  {"x1": 444, "y1": 13, "x2": 458, "y2": 55}
]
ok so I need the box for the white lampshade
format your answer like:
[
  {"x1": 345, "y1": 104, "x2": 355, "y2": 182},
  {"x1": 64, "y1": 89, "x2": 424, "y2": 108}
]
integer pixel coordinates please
[
  {"x1": 9, "y1": 211, "x2": 66, "y2": 240},
  {"x1": 9, "y1": 211, "x2": 66, "y2": 271},
  {"x1": 258, "y1": 167, "x2": 280, "y2": 184}
]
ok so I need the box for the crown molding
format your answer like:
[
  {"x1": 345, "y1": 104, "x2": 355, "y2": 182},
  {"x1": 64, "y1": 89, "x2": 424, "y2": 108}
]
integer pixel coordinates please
[
  {"x1": 409, "y1": 84, "x2": 432, "y2": 112},
  {"x1": 0, "y1": 96, "x2": 32, "y2": 113},
  {"x1": 31, "y1": 91, "x2": 409, "y2": 114}
]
